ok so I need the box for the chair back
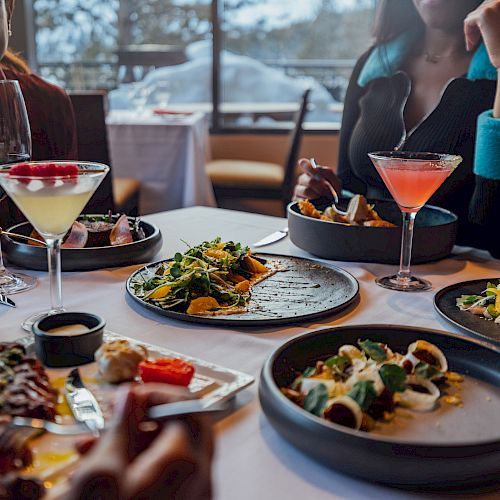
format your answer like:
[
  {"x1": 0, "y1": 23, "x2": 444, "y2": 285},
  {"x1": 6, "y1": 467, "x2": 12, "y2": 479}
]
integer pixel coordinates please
[
  {"x1": 117, "y1": 44, "x2": 186, "y2": 83},
  {"x1": 68, "y1": 91, "x2": 115, "y2": 213},
  {"x1": 281, "y1": 88, "x2": 311, "y2": 209}
]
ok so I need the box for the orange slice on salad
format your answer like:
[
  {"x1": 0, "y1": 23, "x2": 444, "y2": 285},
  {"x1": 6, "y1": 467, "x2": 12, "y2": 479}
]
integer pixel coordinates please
[{"x1": 187, "y1": 296, "x2": 220, "y2": 314}]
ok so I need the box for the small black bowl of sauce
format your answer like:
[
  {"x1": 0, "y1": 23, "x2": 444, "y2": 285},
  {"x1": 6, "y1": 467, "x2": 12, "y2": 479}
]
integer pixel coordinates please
[{"x1": 33, "y1": 312, "x2": 105, "y2": 367}]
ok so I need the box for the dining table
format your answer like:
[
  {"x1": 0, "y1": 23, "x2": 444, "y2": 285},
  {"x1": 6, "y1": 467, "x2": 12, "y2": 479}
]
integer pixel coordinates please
[
  {"x1": 106, "y1": 110, "x2": 216, "y2": 214},
  {"x1": 2, "y1": 206, "x2": 500, "y2": 500}
]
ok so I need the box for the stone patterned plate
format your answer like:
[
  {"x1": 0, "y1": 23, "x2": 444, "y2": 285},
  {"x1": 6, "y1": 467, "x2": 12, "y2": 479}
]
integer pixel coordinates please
[
  {"x1": 434, "y1": 278, "x2": 500, "y2": 344},
  {"x1": 126, "y1": 254, "x2": 359, "y2": 326}
]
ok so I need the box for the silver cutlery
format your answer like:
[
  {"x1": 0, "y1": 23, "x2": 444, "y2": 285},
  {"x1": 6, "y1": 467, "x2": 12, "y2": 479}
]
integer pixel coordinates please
[
  {"x1": 10, "y1": 398, "x2": 227, "y2": 436},
  {"x1": 252, "y1": 227, "x2": 288, "y2": 248},
  {"x1": 65, "y1": 368, "x2": 105, "y2": 435},
  {"x1": 0, "y1": 293, "x2": 15, "y2": 307},
  {"x1": 310, "y1": 158, "x2": 348, "y2": 217}
]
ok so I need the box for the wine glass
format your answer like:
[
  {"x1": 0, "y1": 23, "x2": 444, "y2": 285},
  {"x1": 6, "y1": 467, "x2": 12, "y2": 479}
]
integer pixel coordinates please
[
  {"x1": 0, "y1": 80, "x2": 37, "y2": 294},
  {"x1": 368, "y1": 151, "x2": 462, "y2": 292},
  {"x1": 151, "y1": 81, "x2": 172, "y2": 108},
  {"x1": 0, "y1": 161, "x2": 109, "y2": 330}
]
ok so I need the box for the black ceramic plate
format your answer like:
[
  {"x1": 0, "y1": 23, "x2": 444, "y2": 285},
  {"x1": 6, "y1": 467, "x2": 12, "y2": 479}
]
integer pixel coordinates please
[
  {"x1": 435, "y1": 279, "x2": 500, "y2": 344},
  {"x1": 259, "y1": 324, "x2": 500, "y2": 489},
  {"x1": 126, "y1": 254, "x2": 359, "y2": 326},
  {"x1": 3, "y1": 216, "x2": 162, "y2": 272},
  {"x1": 288, "y1": 197, "x2": 458, "y2": 264}
]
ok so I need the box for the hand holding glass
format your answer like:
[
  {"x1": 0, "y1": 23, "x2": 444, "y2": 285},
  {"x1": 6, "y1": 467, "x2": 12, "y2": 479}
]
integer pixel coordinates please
[{"x1": 368, "y1": 152, "x2": 461, "y2": 292}]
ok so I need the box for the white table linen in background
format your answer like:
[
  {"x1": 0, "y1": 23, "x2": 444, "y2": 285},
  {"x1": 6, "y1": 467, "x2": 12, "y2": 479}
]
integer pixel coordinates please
[
  {"x1": 106, "y1": 111, "x2": 216, "y2": 214},
  {"x1": 2, "y1": 207, "x2": 499, "y2": 500}
]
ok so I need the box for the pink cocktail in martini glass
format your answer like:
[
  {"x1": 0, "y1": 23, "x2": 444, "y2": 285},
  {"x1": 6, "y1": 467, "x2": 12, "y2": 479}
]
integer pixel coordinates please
[{"x1": 368, "y1": 152, "x2": 462, "y2": 292}]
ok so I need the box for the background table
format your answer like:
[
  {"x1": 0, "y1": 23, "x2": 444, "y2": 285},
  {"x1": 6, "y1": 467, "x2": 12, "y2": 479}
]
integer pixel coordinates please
[
  {"x1": 106, "y1": 111, "x2": 216, "y2": 214},
  {"x1": 2, "y1": 207, "x2": 500, "y2": 499}
]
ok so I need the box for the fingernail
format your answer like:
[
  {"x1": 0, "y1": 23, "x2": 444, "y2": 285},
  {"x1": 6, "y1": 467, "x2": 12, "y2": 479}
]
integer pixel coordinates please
[{"x1": 299, "y1": 159, "x2": 309, "y2": 168}]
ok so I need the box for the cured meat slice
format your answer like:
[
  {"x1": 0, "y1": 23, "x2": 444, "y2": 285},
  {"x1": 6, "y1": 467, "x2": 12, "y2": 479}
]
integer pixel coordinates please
[
  {"x1": 61, "y1": 221, "x2": 88, "y2": 249},
  {"x1": 110, "y1": 214, "x2": 133, "y2": 246}
]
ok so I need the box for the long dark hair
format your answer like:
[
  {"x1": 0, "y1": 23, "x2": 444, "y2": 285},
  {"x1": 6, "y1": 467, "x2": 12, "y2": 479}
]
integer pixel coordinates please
[{"x1": 373, "y1": 0, "x2": 424, "y2": 43}]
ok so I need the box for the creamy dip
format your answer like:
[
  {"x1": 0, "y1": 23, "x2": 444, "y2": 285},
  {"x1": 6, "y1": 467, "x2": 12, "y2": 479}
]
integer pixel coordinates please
[{"x1": 46, "y1": 324, "x2": 91, "y2": 336}]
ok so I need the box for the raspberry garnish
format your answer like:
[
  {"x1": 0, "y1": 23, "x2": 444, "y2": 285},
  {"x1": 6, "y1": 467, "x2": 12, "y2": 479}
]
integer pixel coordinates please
[
  {"x1": 9, "y1": 163, "x2": 32, "y2": 176},
  {"x1": 9, "y1": 163, "x2": 80, "y2": 185},
  {"x1": 59, "y1": 164, "x2": 79, "y2": 177}
]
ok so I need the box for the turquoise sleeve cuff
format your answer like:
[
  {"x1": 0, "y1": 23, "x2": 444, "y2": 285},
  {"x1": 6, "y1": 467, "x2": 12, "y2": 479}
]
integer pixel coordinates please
[{"x1": 474, "y1": 110, "x2": 500, "y2": 180}]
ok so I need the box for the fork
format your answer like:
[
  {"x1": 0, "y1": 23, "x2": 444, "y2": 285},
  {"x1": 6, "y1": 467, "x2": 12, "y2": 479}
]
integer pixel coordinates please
[
  {"x1": 310, "y1": 158, "x2": 348, "y2": 217},
  {"x1": 10, "y1": 398, "x2": 228, "y2": 436}
]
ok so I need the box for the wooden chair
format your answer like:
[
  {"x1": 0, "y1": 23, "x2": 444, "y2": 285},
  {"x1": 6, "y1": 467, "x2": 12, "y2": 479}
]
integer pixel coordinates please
[
  {"x1": 206, "y1": 88, "x2": 311, "y2": 214},
  {"x1": 68, "y1": 91, "x2": 141, "y2": 215},
  {"x1": 117, "y1": 44, "x2": 186, "y2": 83}
]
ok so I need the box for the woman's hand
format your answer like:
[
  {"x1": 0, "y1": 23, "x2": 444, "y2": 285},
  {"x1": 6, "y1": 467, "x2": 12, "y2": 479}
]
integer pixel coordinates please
[
  {"x1": 66, "y1": 384, "x2": 213, "y2": 500},
  {"x1": 465, "y1": 1, "x2": 500, "y2": 117},
  {"x1": 293, "y1": 158, "x2": 341, "y2": 200},
  {"x1": 464, "y1": 0, "x2": 500, "y2": 68}
]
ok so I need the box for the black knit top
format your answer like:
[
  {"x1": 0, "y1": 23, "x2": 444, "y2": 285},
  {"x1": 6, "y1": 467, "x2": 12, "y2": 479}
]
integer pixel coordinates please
[{"x1": 337, "y1": 50, "x2": 500, "y2": 257}]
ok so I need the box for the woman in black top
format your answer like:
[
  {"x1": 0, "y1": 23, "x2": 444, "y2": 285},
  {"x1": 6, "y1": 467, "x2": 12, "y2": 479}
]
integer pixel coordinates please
[{"x1": 294, "y1": 0, "x2": 500, "y2": 257}]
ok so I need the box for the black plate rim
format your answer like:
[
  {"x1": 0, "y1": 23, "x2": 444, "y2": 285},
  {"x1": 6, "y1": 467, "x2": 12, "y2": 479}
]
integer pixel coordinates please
[
  {"x1": 5, "y1": 216, "x2": 161, "y2": 252},
  {"x1": 261, "y1": 323, "x2": 500, "y2": 449},
  {"x1": 125, "y1": 253, "x2": 360, "y2": 327},
  {"x1": 287, "y1": 198, "x2": 458, "y2": 228},
  {"x1": 434, "y1": 278, "x2": 500, "y2": 343}
]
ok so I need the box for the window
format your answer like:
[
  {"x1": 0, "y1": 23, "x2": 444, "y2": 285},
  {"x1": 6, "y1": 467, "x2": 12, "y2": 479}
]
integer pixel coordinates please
[
  {"x1": 30, "y1": 0, "x2": 376, "y2": 130},
  {"x1": 220, "y1": 0, "x2": 376, "y2": 129}
]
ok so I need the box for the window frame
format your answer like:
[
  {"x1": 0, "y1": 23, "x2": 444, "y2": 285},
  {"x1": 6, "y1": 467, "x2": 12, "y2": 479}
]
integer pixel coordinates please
[{"x1": 22, "y1": 0, "x2": 352, "y2": 134}]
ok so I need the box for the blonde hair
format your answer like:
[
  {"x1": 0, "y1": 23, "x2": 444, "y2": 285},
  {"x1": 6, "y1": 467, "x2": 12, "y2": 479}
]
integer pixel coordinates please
[{"x1": 1, "y1": 49, "x2": 30, "y2": 74}]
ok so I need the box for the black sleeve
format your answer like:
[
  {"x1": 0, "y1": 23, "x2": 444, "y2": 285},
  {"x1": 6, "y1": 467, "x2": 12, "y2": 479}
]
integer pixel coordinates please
[
  {"x1": 337, "y1": 48, "x2": 373, "y2": 195},
  {"x1": 469, "y1": 175, "x2": 500, "y2": 258}
]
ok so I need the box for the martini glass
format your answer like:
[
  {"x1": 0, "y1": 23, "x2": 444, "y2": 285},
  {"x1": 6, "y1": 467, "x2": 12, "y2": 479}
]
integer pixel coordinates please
[
  {"x1": 0, "y1": 161, "x2": 109, "y2": 329},
  {"x1": 368, "y1": 151, "x2": 462, "y2": 292}
]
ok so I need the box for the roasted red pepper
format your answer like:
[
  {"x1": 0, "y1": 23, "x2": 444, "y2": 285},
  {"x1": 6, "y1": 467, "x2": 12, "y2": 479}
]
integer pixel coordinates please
[{"x1": 139, "y1": 358, "x2": 195, "y2": 386}]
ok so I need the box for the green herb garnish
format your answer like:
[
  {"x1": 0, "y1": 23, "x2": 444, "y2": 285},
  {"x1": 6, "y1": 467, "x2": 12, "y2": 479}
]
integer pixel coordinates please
[
  {"x1": 304, "y1": 383, "x2": 328, "y2": 416},
  {"x1": 358, "y1": 339, "x2": 387, "y2": 362},
  {"x1": 347, "y1": 380, "x2": 377, "y2": 411},
  {"x1": 415, "y1": 362, "x2": 443, "y2": 380},
  {"x1": 324, "y1": 355, "x2": 351, "y2": 374},
  {"x1": 379, "y1": 364, "x2": 407, "y2": 393}
]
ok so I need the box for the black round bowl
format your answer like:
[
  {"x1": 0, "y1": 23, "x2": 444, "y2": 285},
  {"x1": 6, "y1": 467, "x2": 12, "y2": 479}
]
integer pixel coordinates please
[
  {"x1": 259, "y1": 325, "x2": 500, "y2": 489},
  {"x1": 3, "y1": 216, "x2": 162, "y2": 271},
  {"x1": 288, "y1": 197, "x2": 457, "y2": 264},
  {"x1": 33, "y1": 312, "x2": 105, "y2": 367}
]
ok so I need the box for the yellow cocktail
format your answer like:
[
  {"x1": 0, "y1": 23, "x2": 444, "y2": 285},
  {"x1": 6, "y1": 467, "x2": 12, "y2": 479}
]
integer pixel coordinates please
[{"x1": 0, "y1": 162, "x2": 109, "y2": 329}]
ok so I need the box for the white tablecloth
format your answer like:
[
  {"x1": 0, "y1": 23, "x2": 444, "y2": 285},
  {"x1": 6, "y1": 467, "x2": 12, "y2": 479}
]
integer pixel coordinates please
[
  {"x1": 106, "y1": 111, "x2": 216, "y2": 214},
  {"x1": 2, "y1": 207, "x2": 500, "y2": 500}
]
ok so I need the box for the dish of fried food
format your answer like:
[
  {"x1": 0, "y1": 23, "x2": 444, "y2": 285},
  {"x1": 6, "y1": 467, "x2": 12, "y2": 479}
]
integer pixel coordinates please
[{"x1": 299, "y1": 195, "x2": 396, "y2": 227}]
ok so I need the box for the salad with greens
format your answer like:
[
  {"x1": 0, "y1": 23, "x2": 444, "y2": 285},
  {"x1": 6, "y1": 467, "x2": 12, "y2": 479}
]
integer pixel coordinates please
[
  {"x1": 281, "y1": 338, "x2": 461, "y2": 432},
  {"x1": 131, "y1": 237, "x2": 274, "y2": 315},
  {"x1": 456, "y1": 281, "x2": 500, "y2": 323}
]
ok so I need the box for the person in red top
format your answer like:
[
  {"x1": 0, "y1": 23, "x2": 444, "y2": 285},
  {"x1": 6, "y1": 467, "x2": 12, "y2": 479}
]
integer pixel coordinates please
[
  {"x1": 1, "y1": 52, "x2": 77, "y2": 161},
  {"x1": 2, "y1": 0, "x2": 77, "y2": 160},
  {"x1": 0, "y1": 1, "x2": 78, "y2": 225}
]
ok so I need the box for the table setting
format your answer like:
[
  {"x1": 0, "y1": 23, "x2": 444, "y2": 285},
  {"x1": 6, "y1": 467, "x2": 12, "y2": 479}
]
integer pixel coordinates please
[
  {"x1": 1, "y1": 160, "x2": 500, "y2": 499},
  {"x1": 106, "y1": 109, "x2": 215, "y2": 215}
]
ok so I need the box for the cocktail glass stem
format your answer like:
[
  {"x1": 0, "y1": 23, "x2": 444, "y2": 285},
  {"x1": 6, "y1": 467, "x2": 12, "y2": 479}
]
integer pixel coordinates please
[
  {"x1": 0, "y1": 227, "x2": 37, "y2": 294},
  {"x1": 396, "y1": 211, "x2": 417, "y2": 285},
  {"x1": 0, "y1": 243, "x2": 7, "y2": 278},
  {"x1": 46, "y1": 237, "x2": 64, "y2": 313}
]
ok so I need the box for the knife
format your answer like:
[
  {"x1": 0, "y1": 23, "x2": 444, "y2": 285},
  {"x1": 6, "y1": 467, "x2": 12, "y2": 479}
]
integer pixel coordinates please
[
  {"x1": 0, "y1": 293, "x2": 15, "y2": 308},
  {"x1": 65, "y1": 368, "x2": 105, "y2": 436},
  {"x1": 252, "y1": 227, "x2": 288, "y2": 248}
]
